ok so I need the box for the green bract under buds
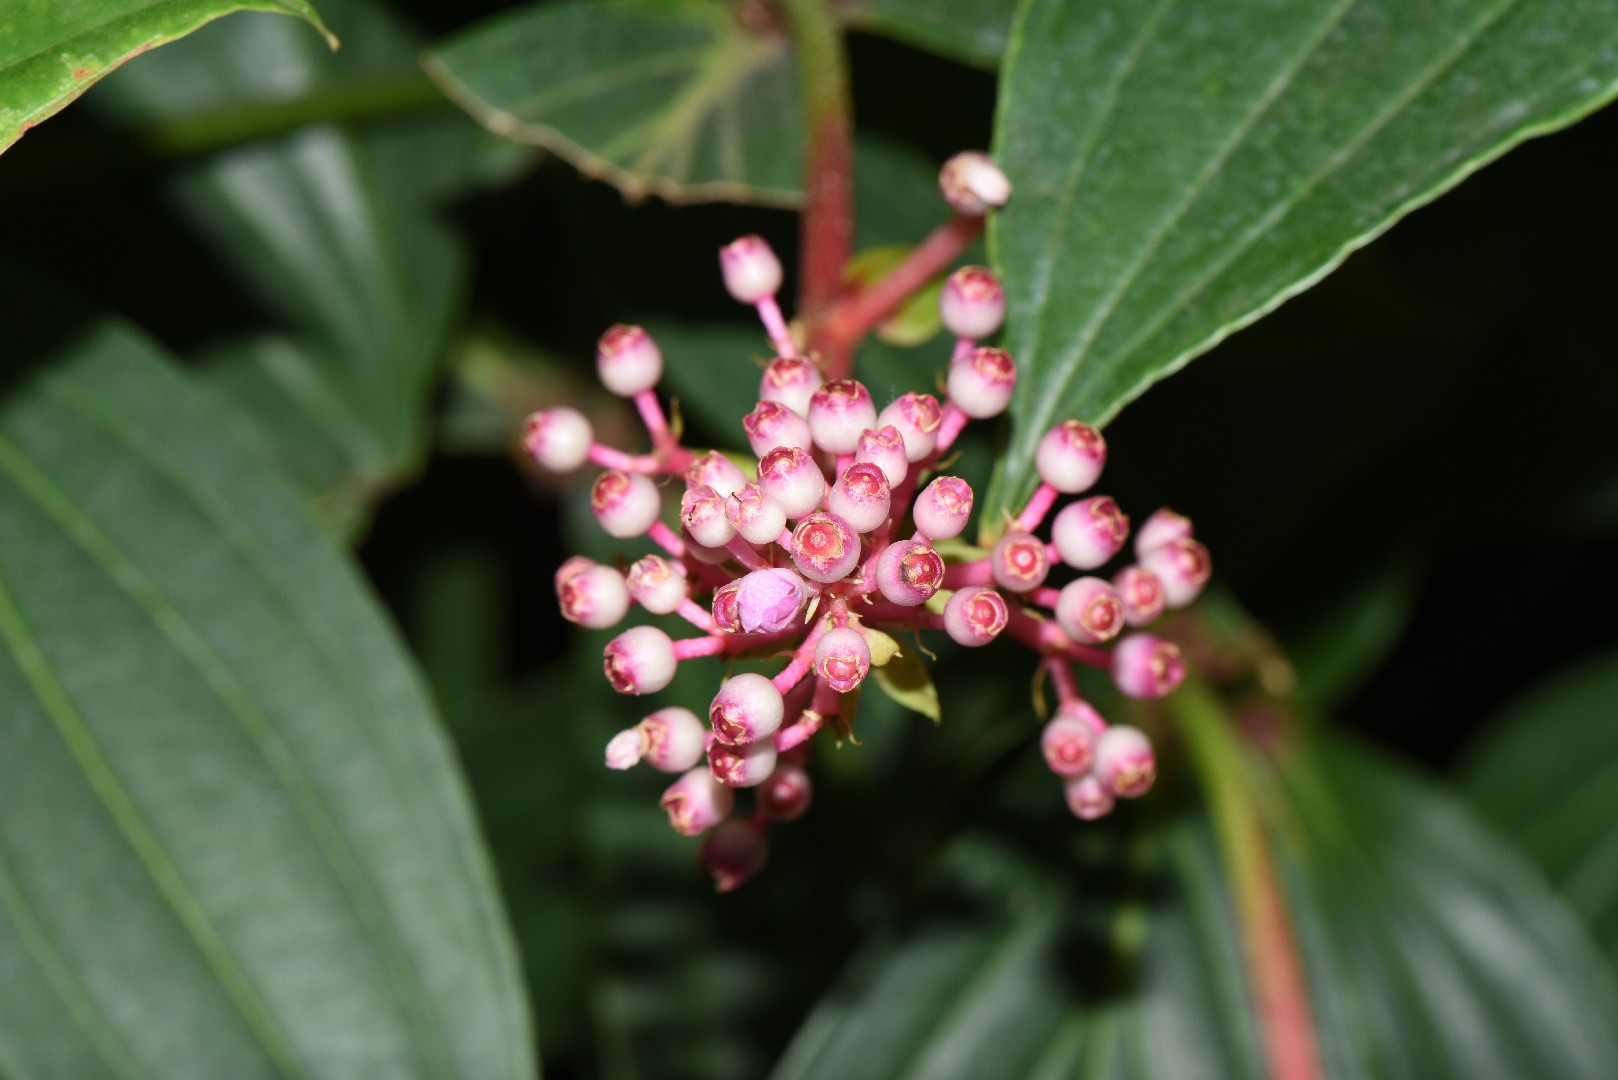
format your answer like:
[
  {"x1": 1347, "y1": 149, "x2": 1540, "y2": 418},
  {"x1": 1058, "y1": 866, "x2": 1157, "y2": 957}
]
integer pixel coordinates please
[{"x1": 522, "y1": 150, "x2": 1209, "y2": 887}]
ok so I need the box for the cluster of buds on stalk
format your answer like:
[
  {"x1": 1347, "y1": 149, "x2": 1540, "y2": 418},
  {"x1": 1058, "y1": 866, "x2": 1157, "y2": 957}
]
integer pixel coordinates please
[{"x1": 524, "y1": 152, "x2": 1210, "y2": 890}]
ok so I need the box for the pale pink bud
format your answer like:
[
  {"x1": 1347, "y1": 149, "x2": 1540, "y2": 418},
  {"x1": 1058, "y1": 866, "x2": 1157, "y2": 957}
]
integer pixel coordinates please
[
  {"x1": 947, "y1": 346, "x2": 1017, "y2": 419},
  {"x1": 1051, "y1": 496, "x2": 1129, "y2": 569},
  {"x1": 1064, "y1": 774, "x2": 1114, "y2": 821},
  {"x1": 1113, "y1": 565, "x2": 1166, "y2": 627},
  {"x1": 639, "y1": 706, "x2": 708, "y2": 772},
  {"x1": 553, "y1": 554, "x2": 594, "y2": 590},
  {"x1": 757, "y1": 446, "x2": 826, "y2": 519},
  {"x1": 1036, "y1": 420, "x2": 1107, "y2": 493},
  {"x1": 725, "y1": 483, "x2": 788, "y2": 545},
  {"x1": 789, "y1": 512, "x2": 861, "y2": 583},
  {"x1": 760, "y1": 356, "x2": 825, "y2": 416},
  {"x1": 596, "y1": 324, "x2": 663, "y2": 397},
  {"x1": 682, "y1": 532, "x2": 732, "y2": 565},
  {"x1": 661, "y1": 767, "x2": 734, "y2": 836},
  {"x1": 1135, "y1": 507, "x2": 1193, "y2": 557},
  {"x1": 854, "y1": 425, "x2": 909, "y2": 487},
  {"x1": 943, "y1": 586, "x2": 1008, "y2": 646},
  {"x1": 681, "y1": 484, "x2": 736, "y2": 548},
  {"x1": 711, "y1": 580, "x2": 742, "y2": 633},
  {"x1": 877, "y1": 392, "x2": 943, "y2": 462},
  {"x1": 759, "y1": 763, "x2": 813, "y2": 822},
  {"x1": 1140, "y1": 538, "x2": 1211, "y2": 609},
  {"x1": 1094, "y1": 725, "x2": 1156, "y2": 798},
  {"x1": 719, "y1": 235, "x2": 784, "y2": 303},
  {"x1": 709, "y1": 738, "x2": 778, "y2": 788},
  {"x1": 604, "y1": 728, "x2": 644, "y2": 770},
  {"x1": 522, "y1": 407, "x2": 592, "y2": 471},
  {"x1": 684, "y1": 450, "x2": 748, "y2": 498},
  {"x1": 590, "y1": 469, "x2": 661, "y2": 539},
  {"x1": 557, "y1": 562, "x2": 630, "y2": 629},
  {"x1": 1111, "y1": 634, "x2": 1186, "y2": 700},
  {"x1": 827, "y1": 462, "x2": 892, "y2": 534},
  {"x1": 735, "y1": 567, "x2": 807, "y2": 633},
  {"x1": 709, "y1": 672, "x2": 785, "y2": 745},
  {"x1": 939, "y1": 152, "x2": 1012, "y2": 215},
  {"x1": 626, "y1": 554, "x2": 687, "y2": 615},
  {"x1": 814, "y1": 626, "x2": 872, "y2": 692},
  {"x1": 742, "y1": 400, "x2": 813, "y2": 457},
  {"x1": 1054, "y1": 577, "x2": 1125, "y2": 644},
  {"x1": 991, "y1": 531, "x2": 1050, "y2": 593},
  {"x1": 603, "y1": 625, "x2": 677, "y2": 695},
  {"x1": 875, "y1": 539, "x2": 946, "y2": 607},
  {"x1": 939, "y1": 266, "x2": 1006, "y2": 340},
  {"x1": 912, "y1": 476, "x2": 973, "y2": 541},
  {"x1": 699, "y1": 819, "x2": 769, "y2": 891},
  {"x1": 808, "y1": 379, "x2": 878, "y2": 454},
  {"x1": 1041, "y1": 715, "x2": 1096, "y2": 777}
]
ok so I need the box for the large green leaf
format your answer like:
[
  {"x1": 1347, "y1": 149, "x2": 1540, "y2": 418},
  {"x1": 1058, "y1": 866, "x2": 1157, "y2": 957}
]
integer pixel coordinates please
[
  {"x1": 426, "y1": 0, "x2": 802, "y2": 206},
  {"x1": 842, "y1": 0, "x2": 1014, "y2": 69},
  {"x1": 772, "y1": 740, "x2": 1618, "y2": 1079},
  {"x1": 1462, "y1": 651, "x2": 1618, "y2": 967},
  {"x1": 986, "y1": 0, "x2": 1618, "y2": 518},
  {"x1": 0, "y1": 0, "x2": 332, "y2": 153},
  {"x1": 0, "y1": 284, "x2": 534, "y2": 1079}
]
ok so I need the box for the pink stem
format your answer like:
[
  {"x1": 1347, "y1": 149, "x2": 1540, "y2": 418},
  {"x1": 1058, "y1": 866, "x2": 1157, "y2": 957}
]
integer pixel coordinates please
[
  {"x1": 756, "y1": 296, "x2": 797, "y2": 359},
  {"x1": 1046, "y1": 657, "x2": 1085, "y2": 712},
  {"x1": 1031, "y1": 586, "x2": 1062, "y2": 609},
  {"x1": 677, "y1": 598, "x2": 715, "y2": 632},
  {"x1": 726, "y1": 538, "x2": 769, "y2": 570},
  {"x1": 772, "y1": 617, "x2": 832, "y2": 693},
  {"x1": 950, "y1": 336, "x2": 976, "y2": 364},
  {"x1": 673, "y1": 635, "x2": 726, "y2": 660},
  {"x1": 1016, "y1": 483, "x2": 1059, "y2": 534},
  {"x1": 942, "y1": 557, "x2": 993, "y2": 589},
  {"x1": 588, "y1": 444, "x2": 659, "y2": 472},
  {"x1": 934, "y1": 404, "x2": 969, "y2": 457},
  {"x1": 648, "y1": 521, "x2": 686, "y2": 559},
  {"x1": 774, "y1": 708, "x2": 825, "y2": 752},
  {"x1": 632, "y1": 390, "x2": 674, "y2": 451}
]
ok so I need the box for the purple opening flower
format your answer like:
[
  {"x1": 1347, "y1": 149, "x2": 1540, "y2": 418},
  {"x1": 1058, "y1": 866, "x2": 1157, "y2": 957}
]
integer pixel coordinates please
[{"x1": 735, "y1": 567, "x2": 808, "y2": 634}]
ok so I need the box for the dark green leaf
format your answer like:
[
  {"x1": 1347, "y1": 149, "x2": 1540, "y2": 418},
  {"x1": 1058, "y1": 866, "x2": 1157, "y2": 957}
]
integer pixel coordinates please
[
  {"x1": 842, "y1": 0, "x2": 1014, "y2": 69},
  {"x1": 987, "y1": 0, "x2": 1618, "y2": 519},
  {"x1": 0, "y1": 0, "x2": 333, "y2": 152},
  {"x1": 0, "y1": 282, "x2": 534, "y2": 1079},
  {"x1": 427, "y1": 0, "x2": 802, "y2": 206}
]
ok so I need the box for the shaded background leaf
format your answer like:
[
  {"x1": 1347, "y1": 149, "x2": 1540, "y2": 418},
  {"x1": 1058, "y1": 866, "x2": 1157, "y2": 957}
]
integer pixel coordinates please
[{"x1": 841, "y1": 0, "x2": 1014, "y2": 70}]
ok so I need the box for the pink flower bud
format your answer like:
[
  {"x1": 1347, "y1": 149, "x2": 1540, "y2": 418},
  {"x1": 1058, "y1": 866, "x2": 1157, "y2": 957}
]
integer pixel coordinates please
[
  {"x1": 684, "y1": 450, "x2": 748, "y2": 498},
  {"x1": 522, "y1": 407, "x2": 592, "y2": 471},
  {"x1": 814, "y1": 626, "x2": 872, "y2": 692},
  {"x1": 912, "y1": 476, "x2": 973, "y2": 541},
  {"x1": 827, "y1": 462, "x2": 892, "y2": 534},
  {"x1": 682, "y1": 532, "x2": 731, "y2": 565},
  {"x1": 711, "y1": 579, "x2": 742, "y2": 633},
  {"x1": 1035, "y1": 420, "x2": 1107, "y2": 494},
  {"x1": 742, "y1": 400, "x2": 813, "y2": 457},
  {"x1": 1040, "y1": 715, "x2": 1096, "y2": 777},
  {"x1": 875, "y1": 539, "x2": 946, "y2": 607},
  {"x1": 638, "y1": 706, "x2": 708, "y2": 772},
  {"x1": 760, "y1": 356, "x2": 825, "y2": 416},
  {"x1": 759, "y1": 763, "x2": 813, "y2": 822},
  {"x1": 991, "y1": 531, "x2": 1050, "y2": 593},
  {"x1": 1064, "y1": 774, "x2": 1114, "y2": 821},
  {"x1": 1139, "y1": 537, "x2": 1212, "y2": 609},
  {"x1": 626, "y1": 554, "x2": 687, "y2": 615},
  {"x1": 947, "y1": 346, "x2": 1017, "y2": 419},
  {"x1": 877, "y1": 392, "x2": 943, "y2": 462},
  {"x1": 604, "y1": 728, "x2": 644, "y2": 770},
  {"x1": 681, "y1": 484, "x2": 736, "y2": 549},
  {"x1": 699, "y1": 818, "x2": 769, "y2": 892},
  {"x1": 603, "y1": 625, "x2": 677, "y2": 695},
  {"x1": 661, "y1": 767, "x2": 734, "y2": 836},
  {"x1": 709, "y1": 738, "x2": 778, "y2": 788},
  {"x1": 789, "y1": 512, "x2": 862, "y2": 583},
  {"x1": 1110, "y1": 634, "x2": 1186, "y2": 700},
  {"x1": 735, "y1": 567, "x2": 808, "y2": 633},
  {"x1": 556, "y1": 562, "x2": 630, "y2": 629},
  {"x1": 1113, "y1": 565, "x2": 1166, "y2": 627},
  {"x1": 808, "y1": 379, "x2": 878, "y2": 454},
  {"x1": 943, "y1": 586, "x2": 1008, "y2": 646},
  {"x1": 757, "y1": 446, "x2": 826, "y2": 519},
  {"x1": 1135, "y1": 507, "x2": 1193, "y2": 557},
  {"x1": 595, "y1": 324, "x2": 663, "y2": 397},
  {"x1": 1054, "y1": 577, "x2": 1125, "y2": 644},
  {"x1": 590, "y1": 469, "x2": 661, "y2": 538},
  {"x1": 854, "y1": 425, "x2": 909, "y2": 487},
  {"x1": 554, "y1": 554, "x2": 594, "y2": 590},
  {"x1": 719, "y1": 235, "x2": 784, "y2": 303},
  {"x1": 709, "y1": 672, "x2": 785, "y2": 745},
  {"x1": 1051, "y1": 496, "x2": 1129, "y2": 569},
  {"x1": 939, "y1": 266, "x2": 1006, "y2": 340},
  {"x1": 1094, "y1": 725, "x2": 1156, "y2": 798},
  {"x1": 725, "y1": 483, "x2": 788, "y2": 545},
  {"x1": 939, "y1": 151, "x2": 1012, "y2": 215}
]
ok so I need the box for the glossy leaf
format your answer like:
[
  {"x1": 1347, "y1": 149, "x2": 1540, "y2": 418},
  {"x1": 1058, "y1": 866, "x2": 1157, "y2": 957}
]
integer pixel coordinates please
[
  {"x1": 987, "y1": 0, "x2": 1618, "y2": 518},
  {"x1": 0, "y1": 284, "x2": 534, "y2": 1079},
  {"x1": 773, "y1": 740, "x2": 1618, "y2": 1079},
  {"x1": 841, "y1": 0, "x2": 1014, "y2": 69},
  {"x1": 0, "y1": 0, "x2": 333, "y2": 153},
  {"x1": 427, "y1": 0, "x2": 802, "y2": 206},
  {"x1": 870, "y1": 644, "x2": 943, "y2": 723}
]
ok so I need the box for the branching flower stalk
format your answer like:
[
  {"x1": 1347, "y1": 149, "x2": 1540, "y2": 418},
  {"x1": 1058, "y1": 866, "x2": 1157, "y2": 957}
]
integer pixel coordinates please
[{"x1": 524, "y1": 154, "x2": 1212, "y2": 891}]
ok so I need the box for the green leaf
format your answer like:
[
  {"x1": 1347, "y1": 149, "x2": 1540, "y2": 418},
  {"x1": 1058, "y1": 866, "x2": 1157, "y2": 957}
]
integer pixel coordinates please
[
  {"x1": 841, "y1": 0, "x2": 1014, "y2": 70},
  {"x1": 986, "y1": 0, "x2": 1618, "y2": 519},
  {"x1": 0, "y1": 0, "x2": 334, "y2": 153},
  {"x1": 773, "y1": 739, "x2": 1618, "y2": 1079},
  {"x1": 1462, "y1": 651, "x2": 1618, "y2": 967},
  {"x1": 426, "y1": 0, "x2": 802, "y2": 206},
  {"x1": 871, "y1": 644, "x2": 942, "y2": 723},
  {"x1": 0, "y1": 281, "x2": 534, "y2": 1079}
]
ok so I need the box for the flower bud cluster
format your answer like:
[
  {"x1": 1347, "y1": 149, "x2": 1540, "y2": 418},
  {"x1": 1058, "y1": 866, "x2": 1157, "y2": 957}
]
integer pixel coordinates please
[{"x1": 524, "y1": 154, "x2": 1208, "y2": 890}]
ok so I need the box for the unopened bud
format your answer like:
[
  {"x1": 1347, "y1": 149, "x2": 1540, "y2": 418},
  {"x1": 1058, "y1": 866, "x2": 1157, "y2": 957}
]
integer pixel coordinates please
[
  {"x1": 1135, "y1": 507, "x2": 1193, "y2": 557},
  {"x1": 661, "y1": 767, "x2": 734, "y2": 836},
  {"x1": 1139, "y1": 537, "x2": 1211, "y2": 609},
  {"x1": 699, "y1": 818, "x2": 770, "y2": 891},
  {"x1": 991, "y1": 531, "x2": 1050, "y2": 593},
  {"x1": 1035, "y1": 420, "x2": 1107, "y2": 494},
  {"x1": 709, "y1": 672, "x2": 786, "y2": 745},
  {"x1": 709, "y1": 737, "x2": 778, "y2": 787},
  {"x1": 711, "y1": 579, "x2": 742, "y2": 633},
  {"x1": 947, "y1": 346, "x2": 1017, "y2": 419},
  {"x1": 912, "y1": 476, "x2": 973, "y2": 541},
  {"x1": 814, "y1": 625, "x2": 872, "y2": 692},
  {"x1": 626, "y1": 554, "x2": 687, "y2": 614},
  {"x1": 940, "y1": 151, "x2": 1011, "y2": 215},
  {"x1": 827, "y1": 462, "x2": 892, "y2": 534},
  {"x1": 1064, "y1": 774, "x2": 1114, "y2": 821},
  {"x1": 603, "y1": 625, "x2": 677, "y2": 695},
  {"x1": 1093, "y1": 725, "x2": 1156, "y2": 798},
  {"x1": 876, "y1": 539, "x2": 946, "y2": 607},
  {"x1": 726, "y1": 483, "x2": 788, "y2": 545},
  {"x1": 596, "y1": 324, "x2": 663, "y2": 397},
  {"x1": 1110, "y1": 634, "x2": 1186, "y2": 699},
  {"x1": 939, "y1": 266, "x2": 1006, "y2": 339},
  {"x1": 1051, "y1": 496, "x2": 1129, "y2": 569},
  {"x1": 854, "y1": 425, "x2": 909, "y2": 487},
  {"x1": 877, "y1": 392, "x2": 943, "y2": 462},
  {"x1": 523, "y1": 408, "x2": 592, "y2": 471},
  {"x1": 591, "y1": 469, "x2": 661, "y2": 538},
  {"x1": 604, "y1": 728, "x2": 645, "y2": 770},
  {"x1": 757, "y1": 445, "x2": 826, "y2": 519},
  {"x1": 808, "y1": 379, "x2": 878, "y2": 454},
  {"x1": 684, "y1": 450, "x2": 748, "y2": 498},
  {"x1": 556, "y1": 562, "x2": 630, "y2": 629},
  {"x1": 681, "y1": 484, "x2": 736, "y2": 549},
  {"x1": 759, "y1": 763, "x2": 813, "y2": 822},
  {"x1": 719, "y1": 235, "x2": 784, "y2": 304},
  {"x1": 639, "y1": 706, "x2": 708, "y2": 772},
  {"x1": 1040, "y1": 714, "x2": 1096, "y2": 777},
  {"x1": 743, "y1": 400, "x2": 813, "y2": 457},
  {"x1": 943, "y1": 586, "x2": 1008, "y2": 646},
  {"x1": 789, "y1": 512, "x2": 861, "y2": 583},
  {"x1": 1054, "y1": 577, "x2": 1124, "y2": 644},
  {"x1": 1113, "y1": 565, "x2": 1166, "y2": 627},
  {"x1": 760, "y1": 356, "x2": 825, "y2": 416}
]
